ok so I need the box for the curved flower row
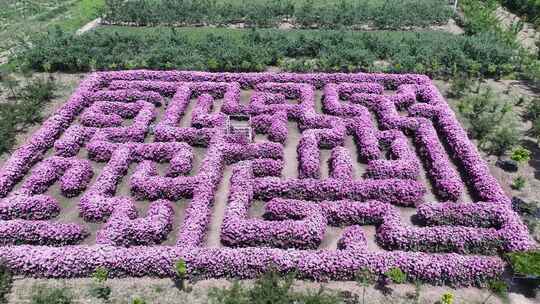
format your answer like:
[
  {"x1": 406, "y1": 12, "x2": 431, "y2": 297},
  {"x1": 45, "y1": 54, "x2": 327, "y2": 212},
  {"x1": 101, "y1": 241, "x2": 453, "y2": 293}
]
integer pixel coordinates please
[
  {"x1": 365, "y1": 130, "x2": 420, "y2": 180},
  {"x1": 221, "y1": 164, "x2": 327, "y2": 249},
  {"x1": 20, "y1": 156, "x2": 93, "y2": 197},
  {"x1": 97, "y1": 199, "x2": 175, "y2": 246}
]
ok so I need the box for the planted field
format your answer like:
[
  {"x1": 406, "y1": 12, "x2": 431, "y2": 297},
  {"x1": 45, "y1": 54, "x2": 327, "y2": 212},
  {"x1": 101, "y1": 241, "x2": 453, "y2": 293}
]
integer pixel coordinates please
[
  {"x1": 14, "y1": 27, "x2": 516, "y2": 78},
  {"x1": 0, "y1": 71, "x2": 534, "y2": 286},
  {"x1": 102, "y1": 0, "x2": 454, "y2": 29}
]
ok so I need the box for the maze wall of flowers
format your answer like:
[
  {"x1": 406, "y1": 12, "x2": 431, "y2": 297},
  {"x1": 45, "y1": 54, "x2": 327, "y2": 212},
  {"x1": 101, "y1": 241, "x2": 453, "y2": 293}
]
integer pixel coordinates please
[{"x1": 0, "y1": 71, "x2": 535, "y2": 286}]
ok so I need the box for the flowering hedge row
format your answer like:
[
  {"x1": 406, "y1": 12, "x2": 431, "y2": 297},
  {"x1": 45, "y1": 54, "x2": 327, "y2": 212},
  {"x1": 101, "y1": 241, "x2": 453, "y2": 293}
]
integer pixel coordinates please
[
  {"x1": 329, "y1": 147, "x2": 354, "y2": 180},
  {"x1": 20, "y1": 156, "x2": 93, "y2": 197},
  {"x1": 221, "y1": 164, "x2": 327, "y2": 249},
  {"x1": 0, "y1": 220, "x2": 88, "y2": 246},
  {"x1": 97, "y1": 199, "x2": 175, "y2": 246},
  {"x1": 55, "y1": 100, "x2": 156, "y2": 159},
  {"x1": 364, "y1": 130, "x2": 420, "y2": 180},
  {"x1": 253, "y1": 178, "x2": 425, "y2": 207},
  {"x1": 0, "y1": 71, "x2": 534, "y2": 285},
  {"x1": 0, "y1": 245, "x2": 504, "y2": 286}
]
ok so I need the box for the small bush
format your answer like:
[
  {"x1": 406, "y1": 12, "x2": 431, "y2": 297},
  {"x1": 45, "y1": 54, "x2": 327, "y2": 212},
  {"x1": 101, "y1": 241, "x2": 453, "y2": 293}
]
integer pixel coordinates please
[
  {"x1": 92, "y1": 267, "x2": 109, "y2": 283},
  {"x1": 511, "y1": 176, "x2": 526, "y2": 190},
  {"x1": 208, "y1": 270, "x2": 343, "y2": 304},
  {"x1": 506, "y1": 250, "x2": 540, "y2": 277},
  {"x1": 485, "y1": 123, "x2": 520, "y2": 156},
  {"x1": 447, "y1": 74, "x2": 473, "y2": 99},
  {"x1": 0, "y1": 262, "x2": 12, "y2": 304},
  {"x1": 524, "y1": 98, "x2": 540, "y2": 121},
  {"x1": 132, "y1": 297, "x2": 147, "y2": 304},
  {"x1": 173, "y1": 259, "x2": 189, "y2": 291},
  {"x1": 89, "y1": 267, "x2": 111, "y2": 300},
  {"x1": 482, "y1": 279, "x2": 508, "y2": 304},
  {"x1": 511, "y1": 146, "x2": 532, "y2": 163},
  {"x1": 440, "y1": 292, "x2": 454, "y2": 304},
  {"x1": 458, "y1": 88, "x2": 520, "y2": 155},
  {"x1": 30, "y1": 285, "x2": 72, "y2": 304},
  {"x1": 0, "y1": 75, "x2": 57, "y2": 155},
  {"x1": 385, "y1": 267, "x2": 407, "y2": 284}
]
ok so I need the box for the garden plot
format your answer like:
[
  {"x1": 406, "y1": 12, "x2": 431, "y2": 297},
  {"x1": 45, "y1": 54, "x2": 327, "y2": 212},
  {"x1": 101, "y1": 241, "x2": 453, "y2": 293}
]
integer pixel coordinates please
[{"x1": 0, "y1": 71, "x2": 535, "y2": 286}]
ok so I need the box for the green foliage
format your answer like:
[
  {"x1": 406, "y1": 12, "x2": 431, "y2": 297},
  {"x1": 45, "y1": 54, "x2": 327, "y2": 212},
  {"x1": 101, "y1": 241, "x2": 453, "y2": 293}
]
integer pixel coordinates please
[
  {"x1": 0, "y1": 75, "x2": 57, "y2": 155},
  {"x1": 511, "y1": 176, "x2": 527, "y2": 190},
  {"x1": 90, "y1": 267, "x2": 111, "y2": 300},
  {"x1": 208, "y1": 270, "x2": 343, "y2": 304},
  {"x1": 441, "y1": 292, "x2": 454, "y2": 304},
  {"x1": 209, "y1": 281, "x2": 250, "y2": 304},
  {"x1": 173, "y1": 259, "x2": 189, "y2": 291},
  {"x1": 458, "y1": 88, "x2": 519, "y2": 155},
  {"x1": 459, "y1": 0, "x2": 502, "y2": 36},
  {"x1": 458, "y1": 0, "x2": 540, "y2": 83},
  {"x1": 0, "y1": 0, "x2": 105, "y2": 53},
  {"x1": 355, "y1": 268, "x2": 376, "y2": 286},
  {"x1": 487, "y1": 279, "x2": 508, "y2": 295},
  {"x1": 92, "y1": 267, "x2": 109, "y2": 283},
  {"x1": 30, "y1": 285, "x2": 72, "y2": 304},
  {"x1": 89, "y1": 284, "x2": 111, "y2": 301},
  {"x1": 510, "y1": 146, "x2": 531, "y2": 163},
  {"x1": 385, "y1": 267, "x2": 407, "y2": 284},
  {"x1": 507, "y1": 250, "x2": 540, "y2": 277},
  {"x1": 175, "y1": 259, "x2": 187, "y2": 278},
  {"x1": 131, "y1": 297, "x2": 147, "y2": 304},
  {"x1": 485, "y1": 123, "x2": 520, "y2": 156},
  {"x1": 525, "y1": 99, "x2": 540, "y2": 121},
  {"x1": 447, "y1": 73, "x2": 478, "y2": 99},
  {"x1": 103, "y1": 0, "x2": 453, "y2": 29},
  {"x1": 499, "y1": 0, "x2": 540, "y2": 29},
  {"x1": 12, "y1": 26, "x2": 520, "y2": 79},
  {"x1": 0, "y1": 262, "x2": 12, "y2": 304}
]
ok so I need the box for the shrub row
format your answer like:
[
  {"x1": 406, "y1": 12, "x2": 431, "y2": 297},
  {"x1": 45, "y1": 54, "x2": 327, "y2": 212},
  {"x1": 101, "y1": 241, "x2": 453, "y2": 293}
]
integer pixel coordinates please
[
  {"x1": 102, "y1": 0, "x2": 453, "y2": 29},
  {"x1": 11, "y1": 27, "x2": 519, "y2": 78}
]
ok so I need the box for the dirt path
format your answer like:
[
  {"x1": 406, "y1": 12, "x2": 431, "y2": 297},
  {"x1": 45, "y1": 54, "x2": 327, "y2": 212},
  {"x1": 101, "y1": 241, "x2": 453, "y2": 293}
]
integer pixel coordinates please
[{"x1": 8, "y1": 277, "x2": 537, "y2": 304}]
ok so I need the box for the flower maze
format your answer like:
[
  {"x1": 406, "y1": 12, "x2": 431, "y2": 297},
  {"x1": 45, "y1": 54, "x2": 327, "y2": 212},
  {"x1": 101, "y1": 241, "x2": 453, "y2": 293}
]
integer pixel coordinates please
[{"x1": 0, "y1": 71, "x2": 535, "y2": 286}]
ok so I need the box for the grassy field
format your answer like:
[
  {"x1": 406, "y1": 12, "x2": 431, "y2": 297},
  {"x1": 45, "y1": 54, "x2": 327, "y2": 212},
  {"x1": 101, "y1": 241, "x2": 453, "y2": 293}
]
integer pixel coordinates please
[{"x1": 0, "y1": 0, "x2": 104, "y2": 52}]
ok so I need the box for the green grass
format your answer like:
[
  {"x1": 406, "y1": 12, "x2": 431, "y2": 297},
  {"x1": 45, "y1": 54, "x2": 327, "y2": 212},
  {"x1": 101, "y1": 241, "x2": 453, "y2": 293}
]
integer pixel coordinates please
[{"x1": 0, "y1": 0, "x2": 104, "y2": 53}]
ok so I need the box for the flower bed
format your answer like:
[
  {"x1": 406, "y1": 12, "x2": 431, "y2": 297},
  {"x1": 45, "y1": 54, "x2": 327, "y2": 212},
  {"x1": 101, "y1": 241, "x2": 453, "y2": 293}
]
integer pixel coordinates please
[{"x1": 0, "y1": 71, "x2": 534, "y2": 286}]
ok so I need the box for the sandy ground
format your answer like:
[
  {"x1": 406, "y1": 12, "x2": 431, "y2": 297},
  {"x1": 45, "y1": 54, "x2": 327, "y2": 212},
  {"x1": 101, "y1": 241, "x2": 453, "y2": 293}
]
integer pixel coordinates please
[
  {"x1": 1, "y1": 73, "x2": 539, "y2": 303},
  {"x1": 7, "y1": 277, "x2": 537, "y2": 304}
]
